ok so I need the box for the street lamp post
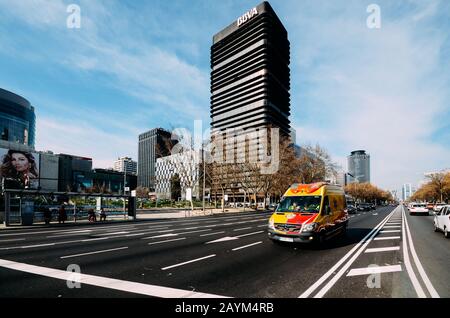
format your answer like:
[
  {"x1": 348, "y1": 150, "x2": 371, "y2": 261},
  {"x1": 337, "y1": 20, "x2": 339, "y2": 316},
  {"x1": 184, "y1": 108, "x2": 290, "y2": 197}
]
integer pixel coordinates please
[{"x1": 202, "y1": 144, "x2": 206, "y2": 214}]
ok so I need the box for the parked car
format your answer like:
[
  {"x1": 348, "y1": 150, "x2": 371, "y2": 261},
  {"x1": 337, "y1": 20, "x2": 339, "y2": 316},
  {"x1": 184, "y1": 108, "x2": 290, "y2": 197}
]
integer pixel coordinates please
[
  {"x1": 426, "y1": 203, "x2": 435, "y2": 210},
  {"x1": 433, "y1": 204, "x2": 446, "y2": 213},
  {"x1": 409, "y1": 203, "x2": 429, "y2": 215},
  {"x1": 433, "y1": 205, "x2": 450, "y2": 238}
]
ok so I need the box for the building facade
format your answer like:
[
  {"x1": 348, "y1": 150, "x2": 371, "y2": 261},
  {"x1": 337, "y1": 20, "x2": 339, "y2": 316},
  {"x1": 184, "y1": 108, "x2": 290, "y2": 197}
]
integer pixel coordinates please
[
  {"x1": 209, "y1": 2, "x2": 290, "y2": 200},
  {"x1": 58, "y1": 154, "x2": 93, "y2": 192},
  {"x1": 155, "y1": 150, "x2": 201, "y2": 200},
  {"x1": 138, "y1": 128, "x2": 172, "y2": 190},
  {"x1": 210, "y1": 2, "x2": 290, "y2": 137},
  {"x1": 0, "y1": 88, "x2": 36, "y2": 149},
  {"x1": 348, "y1": 150, "x2": 370, "y2": 183},
  {"x1": 113, "y1": 157, "x2": 137, "y2": 175},
  {"x1": 402, "y1": 183, "x2": 415, "y2": 201}
]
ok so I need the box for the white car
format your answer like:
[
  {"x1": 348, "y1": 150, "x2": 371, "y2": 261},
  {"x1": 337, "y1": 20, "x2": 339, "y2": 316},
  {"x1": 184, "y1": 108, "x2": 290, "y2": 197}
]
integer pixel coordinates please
[
  {"x1": 434, "y1": 205, "x2": 450, "y2": 238},
  {"x1": 433, "y1": 204, "x2": 446, "y2": 213},
  {"x1": 409, "y1": 204, "x2": 429, "y2": 215}
]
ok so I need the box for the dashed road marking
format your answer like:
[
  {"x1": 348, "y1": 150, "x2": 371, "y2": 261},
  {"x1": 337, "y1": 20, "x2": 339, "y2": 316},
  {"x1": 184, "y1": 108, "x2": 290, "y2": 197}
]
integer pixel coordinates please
[
  {"x1": 232, "y1": 241, "x2": 263, "y2": 251},
  {"x1": 161, "y1": 254, "x2": 216, "y2": 271},
  {"x1": 148, "y1": 238, "x2": 186, "y2": 245},
  {"x1": 347, "y1": 265, "x2": 402, "y2": 277},
  {"x1": 60, "y1": 246, "x2": 129, "y2": 259},
  {"x1": 373, "y1": 236, "x2": 401, "y2": 241},
  {"x1": 365, "y1": 246, "x2": 400, "y2": 253}
]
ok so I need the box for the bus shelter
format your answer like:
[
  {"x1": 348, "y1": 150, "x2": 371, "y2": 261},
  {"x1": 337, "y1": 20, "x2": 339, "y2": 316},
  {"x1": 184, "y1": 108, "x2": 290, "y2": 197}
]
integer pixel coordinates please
[{"x1": 2, "y1": 189, "x2": 136, "y2": 226}]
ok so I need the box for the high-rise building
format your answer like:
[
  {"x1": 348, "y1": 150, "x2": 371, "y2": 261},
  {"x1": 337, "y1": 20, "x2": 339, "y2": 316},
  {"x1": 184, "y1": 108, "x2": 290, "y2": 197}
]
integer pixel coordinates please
[
  {"x1": 113, "y1": 157, "x2": 137, "y2": 175},
  {"x1": 0, "y1": 88, "x2": 36, "y2": 149},
  {"x1": 209, "y1": 2, "x2": 290, "y2": 199},
  {"x1": 348, "y1": 150, "x2": 370, "y2": 183},
  {"x1": 402, "y1": 183, "x2": 414, "y2": 201},
  {"x1": 210, "y1": 1, "x2": 290, "y2": 138},
  {"x1": 138, "y1": 128, "x2": 172, "y2": 190}
]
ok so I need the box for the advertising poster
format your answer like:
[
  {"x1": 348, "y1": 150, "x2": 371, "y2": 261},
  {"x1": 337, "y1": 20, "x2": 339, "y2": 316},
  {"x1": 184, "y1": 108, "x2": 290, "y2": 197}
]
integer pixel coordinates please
[{"x1": 0, "y1": 148, "x2": 40, "y2": 189}]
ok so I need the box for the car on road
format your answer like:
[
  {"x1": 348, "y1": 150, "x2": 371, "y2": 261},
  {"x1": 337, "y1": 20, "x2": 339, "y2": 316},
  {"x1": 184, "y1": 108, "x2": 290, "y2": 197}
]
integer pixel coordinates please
[
  {"x1": 268, "y1": 182, "x2": 348, "y2": 244},
  {"x1": 433, "y1": 204, "x2": 446, "y2": 213},
  {"x1": 347, "y1": 204, "x2": 357, "y2": 214},
  {"x1": 357, "y1": 203, "x2": 372, "y2": 212},
  {"x1": 409, "y1": 203, "x2": 429, "y2": 215},
  {"x1": 433, "y1": 205, "x2": 450, "y2": 238}
]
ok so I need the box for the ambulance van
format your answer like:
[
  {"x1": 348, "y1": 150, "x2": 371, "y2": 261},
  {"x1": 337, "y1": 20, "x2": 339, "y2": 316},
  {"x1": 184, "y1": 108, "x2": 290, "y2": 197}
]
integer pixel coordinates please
[{"x1": 268, "y1": 182, "x2": 349, "y2": 244}]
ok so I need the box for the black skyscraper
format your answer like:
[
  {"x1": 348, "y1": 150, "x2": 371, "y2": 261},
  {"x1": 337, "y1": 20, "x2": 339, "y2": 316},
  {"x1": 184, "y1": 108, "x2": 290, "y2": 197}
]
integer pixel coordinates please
[{"x1": 210, "y1": 1, "x2": 290, "y2": 138}]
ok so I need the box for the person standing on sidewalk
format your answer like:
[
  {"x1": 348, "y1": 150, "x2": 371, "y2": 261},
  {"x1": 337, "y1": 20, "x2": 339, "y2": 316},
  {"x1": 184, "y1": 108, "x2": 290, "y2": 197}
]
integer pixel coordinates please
[
  {"x1": 99, "y1": 207, "x2": 107, "y2": 222},
  {"x1": 58, "y1": 205, "x2": 67, "y2": 224},
  {"x1": 43, "y1": 207, "x2": 52, "y2": 225}
]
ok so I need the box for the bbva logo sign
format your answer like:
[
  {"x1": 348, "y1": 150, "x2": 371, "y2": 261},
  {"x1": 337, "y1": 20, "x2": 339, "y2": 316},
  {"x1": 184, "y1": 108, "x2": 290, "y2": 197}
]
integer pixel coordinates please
[{"x1": 237, "y1": 7, "x2": 258, "y2": 27}]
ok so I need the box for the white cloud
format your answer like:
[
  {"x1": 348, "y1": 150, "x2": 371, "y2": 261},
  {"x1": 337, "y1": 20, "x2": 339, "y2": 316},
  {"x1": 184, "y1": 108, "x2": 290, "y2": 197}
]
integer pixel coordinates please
[
  {"x1": 37, "y1": 117, "x2": 136, "y2": 168},
  {"x1": 288, "y1": 0, "x2": 450, "y2": 191}
]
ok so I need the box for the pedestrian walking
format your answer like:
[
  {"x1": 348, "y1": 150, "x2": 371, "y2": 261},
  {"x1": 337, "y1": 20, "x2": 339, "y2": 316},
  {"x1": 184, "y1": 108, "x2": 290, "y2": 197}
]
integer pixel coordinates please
[
  {"x1": 88, "y1": 208, "x2": 97, "y2": 222},
  {"x1": 99, "y1": 208, "x2": 107, "y2": 221},
  {"x1": 58, "y1": 205, "x2": 67, "y2": 224}
]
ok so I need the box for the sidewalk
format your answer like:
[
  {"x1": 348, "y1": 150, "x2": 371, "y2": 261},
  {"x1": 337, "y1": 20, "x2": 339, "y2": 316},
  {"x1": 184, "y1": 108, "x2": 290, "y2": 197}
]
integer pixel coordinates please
[{"x1": 0, "y1": 208, "x2": 270, "y2": 230}]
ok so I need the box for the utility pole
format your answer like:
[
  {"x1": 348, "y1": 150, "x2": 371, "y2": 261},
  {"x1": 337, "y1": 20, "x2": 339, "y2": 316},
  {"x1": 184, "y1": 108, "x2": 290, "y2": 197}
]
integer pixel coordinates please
[{"x1": 202, "y1": 144, "x2": 206, "y2": 214}]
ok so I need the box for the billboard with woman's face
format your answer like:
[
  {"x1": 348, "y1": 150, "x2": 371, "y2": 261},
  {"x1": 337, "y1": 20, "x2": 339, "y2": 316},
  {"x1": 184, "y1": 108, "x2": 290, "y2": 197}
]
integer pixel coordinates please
[{"x1": 0, "y1": 148, "x2": 40, "y2": 189}]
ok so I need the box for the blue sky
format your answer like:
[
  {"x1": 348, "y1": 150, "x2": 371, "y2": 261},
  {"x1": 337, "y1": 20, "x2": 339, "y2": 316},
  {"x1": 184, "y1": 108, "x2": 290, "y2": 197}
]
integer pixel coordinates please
[{"x1": 0, "y1": 0, "x2": 449, "y2": 194}]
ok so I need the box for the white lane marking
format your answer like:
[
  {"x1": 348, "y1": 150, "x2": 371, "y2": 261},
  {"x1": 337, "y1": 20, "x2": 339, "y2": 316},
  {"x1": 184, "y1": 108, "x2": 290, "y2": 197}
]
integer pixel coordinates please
[
  {"x1": 379, "y1": 230, "x2": 401, "y2": 233},
  {"x1": 60, "y1": 247, "x2": 129, "y2": 259},
  {"x1": 0, "y1": 258, "x2": 228, "y2": 298},
  {"x1": 402, "y1": 207, "x2": 440, "y2": 298},
  {"x1": 206, "y1": 237, "x2": 238, "y2": 244},
  {"x1": 299, "y1": 207, "x2": 397, "y2": 298},
  {"x1": 82, "y1": 237, "x2": 110, "y2": 242},
  {"x1": 176, "y1": 229, "x2": 211, "y2": 235},
  {"x1": 161, "y1": 254, "x2": 216, "y2": 271},
  {"x1": 347, "y1": 265, "x2": 402, "y2": 277},
  {"x1": 47, "y1": 231, "x2": 93, "y2": 238},
  {"x1": 0, "y1": 238, "x2": 26, "y2": 243},
  {"x1": 144, "y1": 234, "x2": 179, "y2": 239},
  {"x1": 232, "y1": 241, "x2": 263, "y2": 251},
  {"x1": 257, "y1": 225, "x2": 267, "y2": 228},
  {"x1": 373, "y1": 236, "x2": 401, "y2": 241},
  {"x1": 233, "y1": 227, "x2": 252, "y2": 231},
  {"x1": 365, "y1": 246, "x2": 400, "y2": 253},
  {"x1": 21, "y1": 243, "x2": 55, "y2": 249},
  {"x1": 95, "y1": 231, "x2": 129, "y2": 236},
  {"x1": 401, "y1": 207, "x2": 426, "y2": 298},
  {"x1": 148, "y1": 238, "x2": 186, "y2": 245},
  {"x1": 386, "y1": 223, "x2": 401, "y2": 225},
  {"x1": 199, "y1": 231, "x2": 225, "y2": 237},
  {"x1": 236, "y1": 231, "x2": 264, "y2": 238}
]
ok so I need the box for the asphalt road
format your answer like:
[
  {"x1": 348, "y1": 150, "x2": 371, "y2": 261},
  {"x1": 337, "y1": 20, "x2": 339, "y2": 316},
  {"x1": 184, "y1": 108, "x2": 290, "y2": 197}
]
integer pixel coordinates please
[{"x1": 0, "y1": 205, "x2": 448, "y2": 298}]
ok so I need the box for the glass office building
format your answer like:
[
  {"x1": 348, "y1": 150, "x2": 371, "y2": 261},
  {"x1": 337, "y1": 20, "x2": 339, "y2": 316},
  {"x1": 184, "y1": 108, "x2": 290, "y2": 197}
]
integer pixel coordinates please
[{"x1": 0, "y1": 88, "x2": 36, "y2": 148}]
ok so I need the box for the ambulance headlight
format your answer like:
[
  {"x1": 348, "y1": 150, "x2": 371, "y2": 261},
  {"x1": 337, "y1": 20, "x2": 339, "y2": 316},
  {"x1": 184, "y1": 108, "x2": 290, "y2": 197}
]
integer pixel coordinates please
[
  {"x1": 268, "y1": 218, "x2": 275, "y2": 230},
  {"x1": 302, "y1": 223, "x2": 318, "y2": 232}
]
